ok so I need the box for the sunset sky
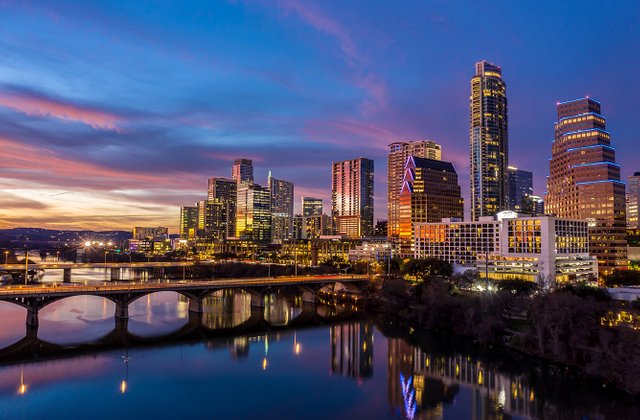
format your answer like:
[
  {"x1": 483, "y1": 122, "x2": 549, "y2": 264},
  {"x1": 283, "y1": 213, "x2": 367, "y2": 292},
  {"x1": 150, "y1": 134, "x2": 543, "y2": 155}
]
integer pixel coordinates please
[{"x1": 0, "y1": 1, "x2": 638, "y2": 231}]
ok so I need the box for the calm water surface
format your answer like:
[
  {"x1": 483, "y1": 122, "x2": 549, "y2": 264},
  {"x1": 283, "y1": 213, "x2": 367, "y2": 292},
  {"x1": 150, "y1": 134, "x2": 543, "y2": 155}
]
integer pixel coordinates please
[{"x1": 0, "y1": 289, "x2": 637, "y2": 419}]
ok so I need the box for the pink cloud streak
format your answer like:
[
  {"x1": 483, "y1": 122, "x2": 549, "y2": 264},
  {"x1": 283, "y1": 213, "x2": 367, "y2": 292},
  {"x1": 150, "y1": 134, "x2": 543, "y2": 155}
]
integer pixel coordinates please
[{"x1": 0, "y1": 91, "x2": 121, "y2": 131}]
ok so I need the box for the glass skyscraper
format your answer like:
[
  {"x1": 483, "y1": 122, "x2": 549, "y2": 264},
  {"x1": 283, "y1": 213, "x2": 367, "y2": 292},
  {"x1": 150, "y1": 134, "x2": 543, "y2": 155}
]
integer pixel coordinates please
[
  {"x1": 331, "y1": 157, "x2": 374, "y2": 238},
  {"x1": 469, "y1": 61, "x2": 509, "y2": 221}
]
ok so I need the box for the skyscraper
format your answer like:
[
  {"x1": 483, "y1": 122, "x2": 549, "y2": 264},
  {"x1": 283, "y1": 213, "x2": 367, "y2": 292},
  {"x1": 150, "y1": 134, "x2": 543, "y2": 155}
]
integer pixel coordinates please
[
  {"x1": 302, "y1": 197, "x2": 323, "y2": 217},
  {"x1": 627, "y1": 172, "x2": 640, "y2": 229},
  {"x1": 179, "y1": 206, "x2": 198, "y2": 239},
  {"x1": 331, "y1": 158, "x2": 374, "y2": 238},
  {"x1": 232, "y1": 158, "x2": 254, "y2": 184},
  {"x1": 207, "y1": 177, "x2": 237, "y2": 239},
  {"x1": 197, "y1": 199, "x2": 226, "y2": 240},
  {"x1": 507, "y1": 166, "x2": 533, "y2": 212},
  {"x1": 388, "y1": 140, "x2": 441, "y2": 239},
  {"x1": 470, "y1": 61, "x2": 509, "y2": 221},
  {"x1": 398, "y1": 156, "x2": 464, "y2": 254},
  {"x1": 545, "y1": 97, "x2": 627, "y2": 277},
  {"x1": 269, "y1": 172, "x2": 294, "y2": 243},
  {"x1": 235, "y1": 182, "x2": 271, "y2": 242}
]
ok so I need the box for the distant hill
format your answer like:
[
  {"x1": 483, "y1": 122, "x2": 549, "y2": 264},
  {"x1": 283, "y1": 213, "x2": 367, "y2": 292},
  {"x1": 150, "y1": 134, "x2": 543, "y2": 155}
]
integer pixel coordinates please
[{"x1": 0, "y1": 228, "x2": 132, "y2": 248}]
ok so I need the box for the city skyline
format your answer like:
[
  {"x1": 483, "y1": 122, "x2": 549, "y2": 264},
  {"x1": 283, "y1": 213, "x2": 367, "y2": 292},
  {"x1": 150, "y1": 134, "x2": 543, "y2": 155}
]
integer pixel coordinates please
[{"x1": 0, "y1": 1, "x2": 639, "y2": 231}]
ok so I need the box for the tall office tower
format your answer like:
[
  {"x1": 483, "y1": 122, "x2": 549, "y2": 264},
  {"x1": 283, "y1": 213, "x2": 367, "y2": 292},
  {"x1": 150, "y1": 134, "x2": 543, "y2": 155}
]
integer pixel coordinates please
[
  {"x1": 207, "y1": 177, "x2": 237, "y2": 239},
  {"x1": 331, "y1": 158, "x2": 374, "y2": 238},
  {"x1": 470, "y1": 61, "x2": 509, "y2": 221},
  {"x1": 546, "y1": 97, "x2": 627, "y2": 277},
  {"x1": 268, "y1": 172, "x2": 294, "y2": 243},
  {"x1": 231, "y1": 158, "x2": 254, "y2": 184},
  {"x1": 330, "y1": 322, "x2": 373, "y2": 380},
  {"x1": 197, "y1": 199, "x2": 226, "y2": 240},
  {"x1": 522, "y1": 195, "x2": 545, "y2": 216},
  {"x1": 179, "y1": 206, "x2": 198, "y2": 239},
  {"x1": 387, "y1": 140, "x2": 442, "y2": 239},
  {"x1": 302, "y1": 197, "x2": 323, "y2": 217},
  {"x1": 398, "y1": 156, "x2": 464, "y2": 254},
  {"x1": 627, "y1": 172, "x2": 640, "y2": 229},
  {"x1": 507, "y1": 166, "x2": 533, "y2": 212},
  {"x1": 235, "y1": 182, "x2": 272, "y2": 242}
]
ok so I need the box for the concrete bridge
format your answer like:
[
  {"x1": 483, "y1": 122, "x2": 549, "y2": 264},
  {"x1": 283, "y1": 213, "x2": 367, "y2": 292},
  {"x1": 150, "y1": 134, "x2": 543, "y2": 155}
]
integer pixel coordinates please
[
  {"x1": 0, "y1": 275, "x2": 368, "y2": 335},
  {"x1": 0, "y1": 261, "x2": 197, "y2": 282}
]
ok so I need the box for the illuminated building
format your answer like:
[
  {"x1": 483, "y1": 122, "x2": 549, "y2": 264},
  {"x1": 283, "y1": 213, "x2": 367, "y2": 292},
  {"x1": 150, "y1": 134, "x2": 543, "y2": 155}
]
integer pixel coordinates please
[
  {"x1": 507, "y1": 166, "x2": 533, "y2": 212},
  {"x1": 269, "y1": 172, "x2": 294, "y2": 243},
  {"x1": 207, "y1": 177, "x2": 237, "y2": 239},
  {"x1": 235, "y1": 182, "x2": 272, "y2": 242},
  {"x1": 302, "y1": 197, "x2": 323, "y2": 217},
  {"x1": 292, "y1": 214, "x2": 331, "y2": 239},
  {"x1": 374, "y1": 219, "x2": 388, "y2": 237},
  {"x1": 331, "y1": 158, "x2": 374, "y2": 238},
  {"x1": 414, "y1": 212, "x2": 597, "y2": 285},
  {"x1": 470, "y1": 61, "x2": 509, "y2": 220},
  {"x1": 398, "y1": 156, "x2": 463, "y2": 255},
  {"x1": 232, "y1": 158, "x2": 254, "y2": 184},
  {"x1": 388, "y1": 140, "x2": 442, "y2": 240},
  {"x1": 197, "y1": 200, "x2": 227, "y2": 240},
  {"x1": 133, "y1": 227, "x2": 168, "y2": 240},
  {"x1": 545, "y1": 97, "x2": 627, "y2": 277},
  {"x1": 627, "y1": 172, "x2": 640, "y2": 229},
  {"x1": 330, "y1": 322, "x2": 373, "y2": 380},
  {"x1": 179, "y1": 206, "x2": 198, "y2": 239},
  {"x1": 348, "y1": 242, "x2": 392, "y2": 263},
  {"x1": 521, "y1": 195, "x2": 545, "y2": 216}
]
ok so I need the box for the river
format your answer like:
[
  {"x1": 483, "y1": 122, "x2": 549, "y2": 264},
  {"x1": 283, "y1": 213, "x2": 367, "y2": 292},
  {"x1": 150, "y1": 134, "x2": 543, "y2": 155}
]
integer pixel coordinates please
[{"x1": 0, "y1": 288, "x2": 637, "y2": 419}]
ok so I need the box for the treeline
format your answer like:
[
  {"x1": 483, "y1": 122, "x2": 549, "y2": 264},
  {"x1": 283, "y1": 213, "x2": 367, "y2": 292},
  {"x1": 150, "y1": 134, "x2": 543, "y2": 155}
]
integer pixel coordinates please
[{"x1": 373, "y1": 272, "x2": 640, "y2": 395}]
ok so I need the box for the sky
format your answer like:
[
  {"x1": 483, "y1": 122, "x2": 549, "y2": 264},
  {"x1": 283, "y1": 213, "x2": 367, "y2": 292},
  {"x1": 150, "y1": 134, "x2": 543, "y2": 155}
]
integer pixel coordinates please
[{"x1": 0, "y1": 0, "x2": 639, "y2": 231}]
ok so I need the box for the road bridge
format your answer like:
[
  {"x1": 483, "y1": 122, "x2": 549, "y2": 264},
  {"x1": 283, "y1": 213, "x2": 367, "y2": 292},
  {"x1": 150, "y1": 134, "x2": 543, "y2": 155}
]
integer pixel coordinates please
[{"x1": 0, "y1": 275, "x2": 368, "y2": 335}]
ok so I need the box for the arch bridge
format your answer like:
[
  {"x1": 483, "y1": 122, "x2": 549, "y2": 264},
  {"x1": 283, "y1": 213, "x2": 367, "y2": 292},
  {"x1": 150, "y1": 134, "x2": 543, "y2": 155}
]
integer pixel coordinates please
[{"x1": 0, "y1": 275, "x2": 368, "y2": 334}]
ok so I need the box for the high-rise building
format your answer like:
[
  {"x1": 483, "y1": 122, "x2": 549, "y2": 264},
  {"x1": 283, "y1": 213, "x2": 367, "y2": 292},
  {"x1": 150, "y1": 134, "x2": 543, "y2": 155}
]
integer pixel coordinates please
[
  {"x1": 232, "y1": 158, "x2": 254, "y2": 184},
  {"x1": 507, "y1": 166, "x2": 533, "y2": 212},
  {"x1": 545, "y1": 97, "x2": 627, "y2": 277},
  {"x1": 179, "y1": 206, "x2": 198, "y2": 239},
  {"x1": 387, "y1": 140, "x2": 442, "y2": 239},
  {"x1": 522, "y1": 195, "x2": 545, "y2": 216},
  {"x1": 207, "y1": 177, "x2": 237, "y2": 239},
  {"x1": 331, "y1": 158, "x2": 374, "y2": 238},
  {"x1": 269, "y1": 172, "x2": 294, "y2": 243},
  {"x1": 293, "y1": 214, "x2": 332, "y2": 239},
  {"x1": 398, "y1": 156, "x2": 464, "y2": 254},
  {"x1": 235, "y1": 182, "x2": 272, "y2": 242},
  {"x1": 302, "y1": 197, "x2": 323, "y2": 217},
  {"x1": 374, "y1": 220, "x2": 388, "y2": 237},
  {"x1": 627, "y1": 172, "x2": 640, "y2": 229},
  {"x1": 197, "y1": 199, "x2": 226, "y2": 240},
  {"x1": 470, "y1": 61, "x2": 509, "y2": 221}
]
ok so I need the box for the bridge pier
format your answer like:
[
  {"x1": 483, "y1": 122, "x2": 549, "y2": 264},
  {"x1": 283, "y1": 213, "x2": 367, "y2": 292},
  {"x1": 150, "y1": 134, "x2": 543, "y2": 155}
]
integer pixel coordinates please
[
  {"x1": 115, "y1": 302, "x2": 128, "y2": 319},
  {"x1": 250, "y1": 293, "x2": 264, "y2": 308},
  {"x1": 301, "y1": 289, "x2": 316, "y2": 305},
  {"x1": 63, "y1": 268, "x2": 72, "y2": 283},
  {"x1": 26, "y1": 307, "x2": 39, "y2": 337},
  {"x1": 110, "y1": 267, "x2": 121, "y2": 281},
  {"x1": 188, "y1": 297, "x2": 203, "y2": 313}
]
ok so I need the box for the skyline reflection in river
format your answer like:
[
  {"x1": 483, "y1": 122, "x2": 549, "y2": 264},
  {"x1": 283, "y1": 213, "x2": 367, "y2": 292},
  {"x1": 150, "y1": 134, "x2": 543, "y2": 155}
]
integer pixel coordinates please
[{"x1": 0, "y1": 290, "x2": 637, "y2": 419}]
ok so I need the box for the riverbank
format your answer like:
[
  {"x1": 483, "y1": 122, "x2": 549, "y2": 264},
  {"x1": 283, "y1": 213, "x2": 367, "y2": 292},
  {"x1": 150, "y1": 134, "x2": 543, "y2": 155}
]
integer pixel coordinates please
[{"x1": 366, "y1": 276, "x2": 640, "y2": 396}]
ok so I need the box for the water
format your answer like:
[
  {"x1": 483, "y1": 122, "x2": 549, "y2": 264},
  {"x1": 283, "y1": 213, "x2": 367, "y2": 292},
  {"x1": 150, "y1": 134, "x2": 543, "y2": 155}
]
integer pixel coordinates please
[{"x1": 0, "y1": 291, "x2": 637, "y2": 419}]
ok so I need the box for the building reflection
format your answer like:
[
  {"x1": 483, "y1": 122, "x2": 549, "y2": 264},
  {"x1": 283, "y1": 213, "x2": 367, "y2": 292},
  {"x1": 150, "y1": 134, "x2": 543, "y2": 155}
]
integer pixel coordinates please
[
  {"x1": 201, "y1": 290, "x2": 252, "y2": 329},
  {"x1": 263, "y1": 294, "x2": 302, "y2": 326},
  {"x1": 330, "y1": 322, "x2": 373, "y2": 380},
  {"x1": 387, "y1": 338, "x2": 536, "y2": 419}
]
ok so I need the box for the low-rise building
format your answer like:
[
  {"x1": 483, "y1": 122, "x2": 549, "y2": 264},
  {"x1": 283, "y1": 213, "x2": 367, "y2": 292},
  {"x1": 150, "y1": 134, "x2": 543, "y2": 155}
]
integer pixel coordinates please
[
  {"x1": 414, "y1": 211, "x2": 597, "y2": 286},
  {"x1": 348, "y1": 242, "x2": 393, "y2": 263}
]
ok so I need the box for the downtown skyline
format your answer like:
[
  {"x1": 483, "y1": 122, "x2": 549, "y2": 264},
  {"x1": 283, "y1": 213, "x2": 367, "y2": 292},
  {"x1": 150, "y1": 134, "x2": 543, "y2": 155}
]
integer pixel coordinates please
[{"x1": 0, "y1": 1, "x2": 639, "y2": 231}]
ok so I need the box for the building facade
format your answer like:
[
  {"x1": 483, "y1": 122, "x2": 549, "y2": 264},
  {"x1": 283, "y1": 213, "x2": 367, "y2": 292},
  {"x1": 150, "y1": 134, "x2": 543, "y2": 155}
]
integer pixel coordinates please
[
  {"x1": 232, "y1": 158, "x2": 254, "y2": 184},
  {"x1": 627, "y1": 172, "x2": 640, "y2": 229},
  {"x1": 179, "y1": 206, "x2": 198, "y2": 239},
  {"x1": 414, "y1": 212, "x2": 597, "y2": 285},
  {"x1": 331, "y1": 158, "x2": 374, "y2": 238},
  {"x1": 269, "y1": 173, "x2": 294, "y2": 243},
  {"x1": 207, "y1": 177, "x2": 237, "y2": 239},
  {"x1": 302, "y1": 197, "x2": 323, "y2": 217},
  {"x1": 545, "y1": 97, "x2": 627, "y2": 277},
  {"x1": 507, "y1": 166, "x2": 533, "y2": 212},
  {"x1": 398, "y1": 156, "x2": 463, "y2": 255},
  {"x1": 235, "y1": 182, "x2": 272, "y2": 242},
  {"x1": 387, "y1": 140, "x2": 442, "y2": 240},
  {"x1": 470, "y1": 61, "x2": 509, "y2": 221}
]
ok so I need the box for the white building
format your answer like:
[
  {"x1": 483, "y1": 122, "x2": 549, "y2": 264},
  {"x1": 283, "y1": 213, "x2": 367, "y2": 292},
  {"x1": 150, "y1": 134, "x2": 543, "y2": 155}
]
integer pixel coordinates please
[
  {"x1": 414, "y1": 211, "x2": 597, "y2": 286},
  {"x1": 348, "y1": 242, "x2": 393, "y2": 263}
]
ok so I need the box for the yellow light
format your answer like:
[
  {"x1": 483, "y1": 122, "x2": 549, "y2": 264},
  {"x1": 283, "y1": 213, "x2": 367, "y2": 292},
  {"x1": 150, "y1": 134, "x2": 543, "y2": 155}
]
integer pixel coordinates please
[
  {"x1": 85, "y1": 241, "x2": 91, "y2": 247},
  {"x1": 295, "y1": 343, "x2": 301, "y2": 355},
  {"x1": 262, "y1": 357, "x2": 268, "y2": 370},
  {"x1": 18, "y1": 384, "x2": 27, "y2": 395},
  {"x1": 120, "y1": 380, "x2": 127, "y2": 394}
]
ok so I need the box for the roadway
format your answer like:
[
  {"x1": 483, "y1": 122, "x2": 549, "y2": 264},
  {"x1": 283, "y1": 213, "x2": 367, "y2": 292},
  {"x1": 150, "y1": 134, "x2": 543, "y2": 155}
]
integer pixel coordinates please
[
  {"x1": 0, "y1": 261, "x2": 195, "y2": 270},
  {"x1": 0, "y1": 275, "x2": 369, "y2": 298}
]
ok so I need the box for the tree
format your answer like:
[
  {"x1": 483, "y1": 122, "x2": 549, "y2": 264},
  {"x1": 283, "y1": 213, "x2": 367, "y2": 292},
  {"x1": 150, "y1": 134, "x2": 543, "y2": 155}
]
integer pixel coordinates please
[
  {"x1": 401, "y1": 258, "x2": 453, "y2": 282},
  {"x1": 603, "y1": 269, "x2": 640, "y2": 287}
]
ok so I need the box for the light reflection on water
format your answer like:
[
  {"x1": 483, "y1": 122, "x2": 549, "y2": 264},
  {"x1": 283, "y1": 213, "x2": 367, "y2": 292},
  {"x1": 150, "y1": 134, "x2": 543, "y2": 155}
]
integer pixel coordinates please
[{"x1": 0, "y1": 291, "x2": 637, "y2": 419}]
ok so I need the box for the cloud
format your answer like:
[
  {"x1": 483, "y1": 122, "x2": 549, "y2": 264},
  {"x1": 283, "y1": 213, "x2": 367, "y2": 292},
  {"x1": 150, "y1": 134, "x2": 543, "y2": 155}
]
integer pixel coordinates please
[
  {"x1": 0, "y1": 87, "x2": 122, "y2": 131},
  {"x1": 0, "y1": 193, "x2": 49, "y2": 210}
]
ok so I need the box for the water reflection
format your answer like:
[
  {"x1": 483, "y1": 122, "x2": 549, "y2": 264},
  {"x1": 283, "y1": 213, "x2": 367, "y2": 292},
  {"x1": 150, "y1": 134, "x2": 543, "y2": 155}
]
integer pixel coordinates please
[
  {"x1": 39, "y1": 296, "x2": 115, "y2": 344},
  {"x1": 263, "y1": 293, "x2": 302, "y2": 326},
  {"x1": 201, "y1": 290, "x2": 252, "y2": 329}
]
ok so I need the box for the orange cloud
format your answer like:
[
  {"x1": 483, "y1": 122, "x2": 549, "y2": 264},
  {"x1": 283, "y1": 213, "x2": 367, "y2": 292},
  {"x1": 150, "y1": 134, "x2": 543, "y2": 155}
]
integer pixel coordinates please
[{"x1": 0, "y1": 91, "x2": 121, "y2": 131}]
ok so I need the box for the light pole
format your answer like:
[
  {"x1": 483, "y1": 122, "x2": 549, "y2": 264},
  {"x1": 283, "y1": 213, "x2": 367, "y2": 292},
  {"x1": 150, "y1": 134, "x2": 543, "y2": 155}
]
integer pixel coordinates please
[
  {"x1": 24, "y1": 249, "x2": 29, "y2": 285},
  {"x1": 4, "y1": 250, "x2": 8, "y2": 265}
]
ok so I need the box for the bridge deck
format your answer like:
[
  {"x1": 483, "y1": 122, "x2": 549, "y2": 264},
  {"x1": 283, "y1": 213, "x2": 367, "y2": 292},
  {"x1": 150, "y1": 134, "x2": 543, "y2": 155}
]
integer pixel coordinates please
[
  {"x1": 0, "y1": 261, "x2": 196, "y2": 270},
  {"x1": 0, "y1": 275, "x2": 369, "y2": 298}
]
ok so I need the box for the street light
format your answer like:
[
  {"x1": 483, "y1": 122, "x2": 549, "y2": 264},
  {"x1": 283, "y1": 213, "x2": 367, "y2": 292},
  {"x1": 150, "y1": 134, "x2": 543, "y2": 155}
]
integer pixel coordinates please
[{"x1": 4, "y1": 250, "x2": 8, "y2": 265}]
